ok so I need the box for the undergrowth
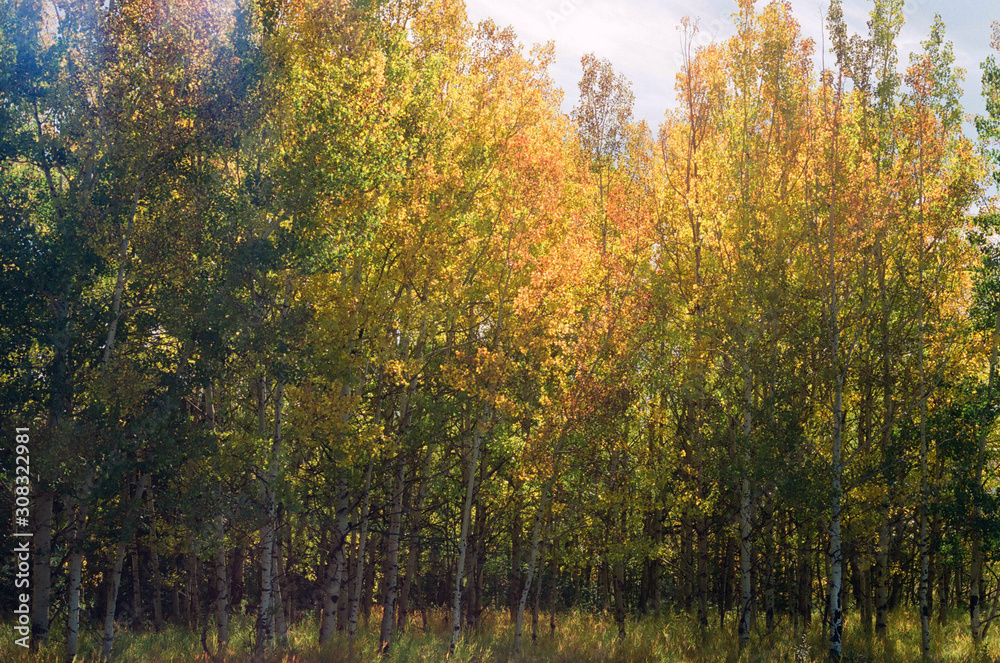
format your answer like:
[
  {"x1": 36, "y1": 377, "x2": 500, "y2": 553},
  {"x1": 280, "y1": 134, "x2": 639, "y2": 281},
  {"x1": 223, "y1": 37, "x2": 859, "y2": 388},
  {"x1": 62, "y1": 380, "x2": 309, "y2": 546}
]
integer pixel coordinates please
[{"x1": 3, "y1": 607, "x2": 997, "y2": 662}]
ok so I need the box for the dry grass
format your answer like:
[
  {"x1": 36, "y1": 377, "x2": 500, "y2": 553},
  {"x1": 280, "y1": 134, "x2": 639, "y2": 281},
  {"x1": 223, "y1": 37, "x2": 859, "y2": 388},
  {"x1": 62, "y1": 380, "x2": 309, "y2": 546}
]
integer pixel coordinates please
[{"x1": 5, "y1": 607, "x2": 998, "y2": 662}]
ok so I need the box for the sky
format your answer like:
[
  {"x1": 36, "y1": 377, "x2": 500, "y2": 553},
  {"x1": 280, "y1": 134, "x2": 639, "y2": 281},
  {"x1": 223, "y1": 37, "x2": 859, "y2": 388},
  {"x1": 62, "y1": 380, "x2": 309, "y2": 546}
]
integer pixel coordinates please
[{"x1": 463, "y1": 0, "x2": 997, "y2": 141}]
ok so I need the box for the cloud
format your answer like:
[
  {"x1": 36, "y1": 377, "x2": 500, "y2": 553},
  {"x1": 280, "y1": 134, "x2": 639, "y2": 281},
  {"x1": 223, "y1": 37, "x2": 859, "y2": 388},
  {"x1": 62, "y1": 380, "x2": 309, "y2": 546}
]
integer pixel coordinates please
[{"x1": 464, "y1": 0, "x2": 996, "y2": 137}]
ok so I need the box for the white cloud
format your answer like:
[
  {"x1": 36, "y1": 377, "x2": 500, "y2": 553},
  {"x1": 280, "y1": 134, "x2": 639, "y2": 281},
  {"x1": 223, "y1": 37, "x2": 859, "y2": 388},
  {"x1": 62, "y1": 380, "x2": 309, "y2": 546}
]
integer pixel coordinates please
[{"x1": 464, "y1": 0, "x2": 997, "y2": 137}]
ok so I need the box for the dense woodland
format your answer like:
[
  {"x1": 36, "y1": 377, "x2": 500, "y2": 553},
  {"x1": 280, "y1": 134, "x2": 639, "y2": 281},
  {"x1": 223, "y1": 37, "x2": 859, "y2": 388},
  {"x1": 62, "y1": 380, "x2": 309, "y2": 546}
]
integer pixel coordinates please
[{"x1": 4, "y1": 0, "x2": 1000, "y2": 660}]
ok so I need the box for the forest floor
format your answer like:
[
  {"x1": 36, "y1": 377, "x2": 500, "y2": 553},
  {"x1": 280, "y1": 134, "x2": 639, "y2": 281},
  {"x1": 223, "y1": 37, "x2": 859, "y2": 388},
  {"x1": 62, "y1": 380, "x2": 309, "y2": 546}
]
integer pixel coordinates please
[{"x1": 4, "y1": 608, "x2": 999, "y2": 662}]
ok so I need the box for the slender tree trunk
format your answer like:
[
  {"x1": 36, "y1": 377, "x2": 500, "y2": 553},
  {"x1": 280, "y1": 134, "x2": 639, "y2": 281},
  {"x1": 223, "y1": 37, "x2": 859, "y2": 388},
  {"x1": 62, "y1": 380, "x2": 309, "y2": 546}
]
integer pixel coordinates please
[
  {"x1": 257, "y1": 377, "x2": 283, "y2": 651},
  {"x1": 971, "y1": 310, "x2": 999, "y2": 645},
  {"x1": 938, "y1": 554, "x2": 950, "y2": 627},
  {"x1": 798, "y1": 529, "x2": 812, "y2": 630},
  {"x1": 826, "y1": 71, "x2": 846, "y2": 660},
  {"x1": 971, "y1": 520, "x2": 984, "y2": 646},
  {"x1": 131, "y1": 543, "x2": 142, "y2": 629},
  {"x1": 467, "y1": 455, "x2": 489, "y2": 630},
  {"x1": 875, "y1": 498, "x2": 891, "y2": 635},
  {"x1": 31, "y1": 490, "x2": 53, "y2": 648},
  {"x1": 697, "y1": 513, "x2": 709, "y2": 630},
  {"x1": 449, "y1": 406, "x2": 488, "y2": 654},
  {"x1": 214, "y1": 513, "x2": 228, "y2": 645},
  {"x1": 930, "y1": 479, "x2": 942, "y2": 625},
  {"x1": 66, "y1": 470, "x2": 94, "y2": 662},
  {"x1": 532, "y1": 537, "x2": 545, "y2": 643},
  {"x1": 549, "y1": 544, "x2": 558, "y2": 635},
  {"x1": 348, "y1": 461, "x2": 374, "y2": 639},
  {"x1": 513, "y1": 474, "x2": 554, "y2": 653},
  {"x1": 918, "y1": 295, "x2": 931, "y2": 659},
  {"x1": 338, "y1": 529, "x2": 354, "y2": 631},
  {"x1": 612, "y1": 558, "x2": 626, "y2": 638},
  {"x1": 102, "y1": 474, "x2": 149, "y2": 660},
  {"x1": 102, "y1": 542, "x2": 128, "y2": 660},
  {"x1": 764, "y1": 511, "x2": 776, "y2": 632},
  {"x1": 148, "y1": 491, "x2": 163, "y2": 633},
  {"x1": 379, "y1": 456, "x2": 406, "y2": 651},
  {"x1": 859, "y1": 557, "x2": 873, "y2": 634},
  {"x1": 398, "y1": 449, "x2": 433, "y2": 632},
  {"x1": 876, "y1": 239, "x2": 893, "y2": 639},
  {"x1": 320, "y1": 479, "x2": 350, "y2": 644},
  {"x1": 205, "y1": 382, "x2": 229, "y2": 645},
  {"x1": 682, "y1": 516, "x2": 694, "y2": 614},
  {"x1": 273, "y1": 529, "x2": 288, "y2": 646},
  {"x1": 739, "y1": 366, "x2": 753, "y2": 650}
]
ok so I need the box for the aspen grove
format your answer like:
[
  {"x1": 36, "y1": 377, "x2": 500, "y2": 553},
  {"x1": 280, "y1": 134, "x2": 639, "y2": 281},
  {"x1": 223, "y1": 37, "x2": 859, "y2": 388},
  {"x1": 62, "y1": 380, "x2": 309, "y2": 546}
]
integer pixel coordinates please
[{"x1": 4, "y1": 0, "x2": 1000, "y2": 661}]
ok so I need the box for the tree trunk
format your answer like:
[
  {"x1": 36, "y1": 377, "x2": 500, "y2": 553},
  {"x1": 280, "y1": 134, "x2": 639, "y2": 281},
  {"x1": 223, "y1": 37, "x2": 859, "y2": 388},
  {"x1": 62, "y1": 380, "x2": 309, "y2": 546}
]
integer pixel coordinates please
[
  {"x1": 449, "y1": 406, "x2": 488, "y2": 654},
  {"x1": 131, "y1": 543, "x2": 142, "y2": 629},
  {"x1": 338, "y1": 529, "x2": 353, "y2": 631},
  {"x1": 971, "y1": 542, "x2": 983, "y2": 645},
  {"x1": 102, "y1": 542, "x2": 129, "y2": 660},
  {"x1": 875, "y1": 498, "x2": 891, "y2": 636},
  {"x1": 971, "y1": 309, "x2": 999, "y2": 645},
  {"x1": 348, "y1": 461, "x2": 374, "y2": 639},
  {"x1": 612, "y1": 558, "x2": 626, "y2": 638},
  {"x1": 764, "y1": 513, "x2": 776, "y2": 632},
  {"x1": 682, "y1": 516, "x2": 694, "y2": 614},
  {"x1": 214, "y1": 513, "x2": 229, "y2": 645},
  {"x1": 398, "y1": 448, "x2": 433, "y2": 632},
  {"x1": 918, "y1": 297, "x2": 931, "y2": 659},
  {"x1": 149, "y1": 493, "x2": 164, "y2": 633},
  {"x1": 66, "y1": 470, "x2": 94, "y2": 662},
  {"x1": 379, "y1": 457, "x2": 407, "y2": 651},
  {"x1": 320, "y1": 478, "x2": 350, "y2": 644},
  {"x1": 697, "y1": 513, "x2": 709, "y2": 630},
  {"x1": 532, "y1": 538, "x2": 545, "y2": 643},
  {"x1": 510, "y1": 484, "x2": 524, "y2": 622},
  {"x1": 102, "y1": 474, "x2": 149, "y2": 660},
  {"x1": 205, "y1": 382, "x2": 229, "y2": 645},
  {"x1": 273, "y1": 525, "x2": 288, "y2": 646},
  {"x1": 257, "y1": 377, "x2": 283, "y2": 651},
  {"x1": 938, "y1": 554, "x2": 950, "y2": 627},
  {"x1": 513, "y1": 474, "x2": 554, "y2": 653},
  {"x1": 738, "y1": 367, "x2": 753, "y2": 649},
  {"x1": 826, "y1": 78, "x2": 846, "y2": 659},
  {"x1": 467, "y1": 448, "x2": 490, "y2": 631},
  {"x1": 798, "y1": 529, "x2": 811, "y2": 630},
  {"x1": 31, "y1": 490, "x2": 53, "y2": 648}
]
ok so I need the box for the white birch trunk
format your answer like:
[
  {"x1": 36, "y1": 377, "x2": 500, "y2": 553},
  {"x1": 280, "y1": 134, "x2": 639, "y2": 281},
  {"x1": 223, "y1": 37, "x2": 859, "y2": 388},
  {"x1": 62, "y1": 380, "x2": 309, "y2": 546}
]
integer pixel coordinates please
[
  {"x1": 449, "y1": 407, "x2": 488, "y2": 654},
  {"x1": 214, "y1": 513, "x2": 229, "y2": 644},
  {"x1": 32, "y1": 491, "x2": 53, "y2": 647},
  {"x1": 273, "y1": 534, "x2": 287, "y2": 646},
  {"x1": 66, "y1": 471, "x2": 93, "y2": 662},
  {"x1": 971, "y1": 310, "x2": 999, "y2": 645},
  {"x1": 257, "y1": 377, "x2": 284, "y2": 651},
  {"x1": 738, "y1": 367, "x2": 753, "y2": 650},
  {"x1": 379, "y1": 458, "x2": 406, "y2": 651},
  {"x1": 348, "y1": 461, "x2": 374, "y2": 639},
  {"x1": 828, "y1": 334, "x2": 845, "y2": 661},
  {"x1": 102, "y1": 541, "x2": 129, "y2": 660},
  {"x1": 320, "y1": 479, "x2": 350, "y2": 643},
  {"x1": 206, "y1": 382, "x2": 229, "y2": 645},
  {"x1": 918, "y1": 292, "x2": 931, "y2": 659}
]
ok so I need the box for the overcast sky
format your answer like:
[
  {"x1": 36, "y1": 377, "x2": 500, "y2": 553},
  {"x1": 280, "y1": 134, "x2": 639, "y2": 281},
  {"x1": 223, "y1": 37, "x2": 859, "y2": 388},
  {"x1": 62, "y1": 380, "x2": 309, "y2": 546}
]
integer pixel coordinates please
[{"x1": 464, "y1": 0, "x2": 996, "y2": 141}]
